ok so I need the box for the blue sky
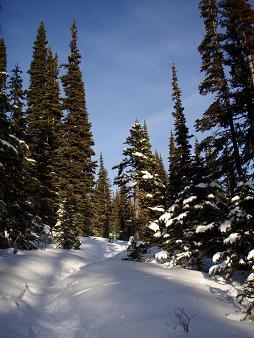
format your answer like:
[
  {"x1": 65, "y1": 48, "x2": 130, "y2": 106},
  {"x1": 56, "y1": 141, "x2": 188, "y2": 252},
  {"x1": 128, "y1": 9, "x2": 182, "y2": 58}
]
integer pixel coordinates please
[{"x1": 3, "y1": 0, "x2": 214, "y2": 182}]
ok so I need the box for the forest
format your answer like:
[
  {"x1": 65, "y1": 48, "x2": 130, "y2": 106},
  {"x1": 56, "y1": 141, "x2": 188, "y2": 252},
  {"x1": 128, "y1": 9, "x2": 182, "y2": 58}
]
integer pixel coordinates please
[{"x1": 0, "y1": 0, "x2": 253, "y2": 322}]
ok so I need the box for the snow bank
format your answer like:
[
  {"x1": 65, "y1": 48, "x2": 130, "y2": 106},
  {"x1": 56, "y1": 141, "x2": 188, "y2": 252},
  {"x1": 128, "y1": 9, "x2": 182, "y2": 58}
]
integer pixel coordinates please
[{"x1": 0, "y1": 238, "x2": 253, "y2": 338}]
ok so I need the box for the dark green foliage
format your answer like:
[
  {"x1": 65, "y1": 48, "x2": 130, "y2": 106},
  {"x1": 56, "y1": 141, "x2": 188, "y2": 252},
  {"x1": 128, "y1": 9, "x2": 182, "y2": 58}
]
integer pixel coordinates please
[
  {"x1": 91, "y1": 154, "x2": 112, "y2": 238},
  {"x1": 169, "y1": 64, "x2": 191, "y2": 202},
  {"x1": 59, "y1": 21, "x2": 96, "y2": 239},
  {"x1": 210, "y1": 182, "x2": 254, "y2": 278},
  {"x1": 219, "y1": 0, "x2": 254, "y2": 166},
  {"x1": 0, "y1": 39, "x2": 41, "y2": 250},
  {"x1": 167, "y1": 130, "x2": 178, "y2": 205},
  {"x1": 6, "y1": 136, "x2": 42, "y2": 250},
  {"x1": 197, "y1": 0, "x2": 243, "y2": 191},
  {"x1": 153, "y1": 151, "x2": 167, "y2": 209},
  {"x1": 27, "y1": 22, "x2": 59, "y2": 228},
  {"x1": 0, "y1": 38, "x2": 11, "y2": 245},
  {"x1": 151, "y1": 148, "x2": 227, "y2": 269},
  {"x1": 114, "y1": 120, "x2": 160, "y2": 239},
  {"x1": 110, "y1": 187, "x2": 133, "y2": 240},
  {"x1": 8, "y1": 64, "x2": 26, "y2": 139}
]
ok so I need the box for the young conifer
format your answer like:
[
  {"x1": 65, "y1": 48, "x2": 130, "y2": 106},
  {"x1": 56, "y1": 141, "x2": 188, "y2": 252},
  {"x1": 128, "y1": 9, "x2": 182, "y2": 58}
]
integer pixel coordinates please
[
  {"x1": 91, "y1": 154, "x2": 112, "y2": 238},
  {"x1": 8, "y1": 64, "x2": 26, "y2": 139}
]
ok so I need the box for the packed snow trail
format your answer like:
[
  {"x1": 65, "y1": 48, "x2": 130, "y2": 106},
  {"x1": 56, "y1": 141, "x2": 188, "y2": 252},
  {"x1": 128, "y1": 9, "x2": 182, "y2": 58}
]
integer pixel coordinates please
[{"x1": 0, "y1": 238, "x2": 253, "y2": 338}]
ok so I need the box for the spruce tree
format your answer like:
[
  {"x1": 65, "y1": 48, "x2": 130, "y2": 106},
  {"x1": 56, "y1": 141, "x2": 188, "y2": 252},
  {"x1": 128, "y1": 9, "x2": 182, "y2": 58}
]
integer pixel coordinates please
[
  {"x1": 114, "y1": 120, "x2": 156, "y2": 240},
  {"x1": 53, "y1": 191, "x2": 81, "y2": 250},
  {"x1": 0, "y1": 39, "x2": 40, "y2": 250},
  {"x1": 91, "y1": 154, "x2": 112, "y2": 238},
  {"x1": 219, "y1": 0, "x2": 254, "y2": 166},
  {"x1": 60, "y1": 21, "x2": 96, "y2": 238},
  {"x1": 149, "y1": 145, "x2": 227, "y2": 269},
  {"x1": 110, "y1": 187, "x2": 133, "y2": 240},
  {"x1": 210, "y1": 181, "x2": 254, "y2": 278},
  {"x1": 167, "y1": 130, "x2": 178, "y2": 205},
  {"x1": 8, "y1": 64, "x2": 26, "y2": 139},
  {"x1": 0, "y1": 38, "x2": 10, "y2": 247},
  {"x1": 197, "y1": 0, "x2": 243, "y2": 190},
  {"x1": 45, "y1": 48, "x2": 62, "y2": 192},
  {"x1": 27, "y1": 22, "x2": 58, "y2": 228},
  {"x1": 168, "y1": 64, "x2": 191, "y2": 203}
]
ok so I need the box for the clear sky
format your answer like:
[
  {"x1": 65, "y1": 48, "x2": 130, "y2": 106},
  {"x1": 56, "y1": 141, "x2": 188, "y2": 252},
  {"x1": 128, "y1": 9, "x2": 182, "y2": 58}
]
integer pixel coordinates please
[{"x1": 2, "y1": 0, "x2": 216, "y2": 182}]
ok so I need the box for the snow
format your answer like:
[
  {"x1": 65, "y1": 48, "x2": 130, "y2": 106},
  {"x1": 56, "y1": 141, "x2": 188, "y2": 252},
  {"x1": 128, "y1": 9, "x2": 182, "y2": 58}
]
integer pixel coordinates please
[
  {"x1": 148, "y1": 221, "x2": 160, "y2": 232},
  {"x1": 247, "y1": 249, "x2": 254, "y2": 261},
  {"x1": 176, "y1": 212, "x2": 188, "y2": 221},
  {"x1": 183, "y1": 196, "x2": 197, "y2": 205},
  {"x1": 196, "y1": 183, "x2": 208, "y2": 188},
  {"x1": 232, "y1": 196, "x2": 240, "y2": 202},
  {"x1": 149, "y1": 206, "x2": 165, "y2": 212},
  {"x1": 224, "y1": 233, "x2": 241, "y2": 245},
  {"x1": 213, "y1": 252, "x2": 223, "y2": 263},
  {"x1": 125, "y1": 181, "x2": 137, "y2": 188},
  {"x1": 0, "y1": 237, "x2": 253, "y2": 338},
  {"x1": 219, "y1": 219, "x2": 232, "y2": 233},
  {"x1": 155, "y1": 250, "x2": 168, "y2": 262},
  {"x1": 141, "y1": 170, "x2": 153, "y2": 179},
  {"x1": 132, "y1": 152, "x2": 146, "y2": 158},
  {"x1": 196, "y1": 222, "x2": 215, "y2": 233}
]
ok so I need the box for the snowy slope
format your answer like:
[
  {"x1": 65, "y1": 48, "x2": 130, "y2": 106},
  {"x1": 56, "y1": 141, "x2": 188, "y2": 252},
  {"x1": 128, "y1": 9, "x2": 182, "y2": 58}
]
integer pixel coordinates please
[{"x1": 0, "y1": 237, "x2": 253, "y2": 338}]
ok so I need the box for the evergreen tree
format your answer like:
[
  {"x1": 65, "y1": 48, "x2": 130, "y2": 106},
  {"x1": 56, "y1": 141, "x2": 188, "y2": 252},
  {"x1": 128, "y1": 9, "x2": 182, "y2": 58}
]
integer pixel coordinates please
[
  {"x1": 110, "y1": 187, "x2": 133, "y2": 240},
  {"x1": 0, "y1": 38, "x2": 11, "y2": 247},
  {"x1": 8, "y1": 64, "x2": 26, "y2": 139},
  {"x1": 149, "y1": 146, "x2": 227, "y2": 269},
  {"x1": 0, "y1": 39, "x2": 41, "y2": 250},
  {"x1": 60, "y1": 21, "x2": 96, "y2": 238},
  {"x1": 45, "y1": 48, "x2": 62, "y2": 192},
  {"x1": 153, "y1": 151, "x2": 167, "y2": 208},
  {"x1": 53, "y1": 191, "x2": 81, "y2": 250},
  {"x1": 114, "y1": 120, "x2": 157, "y2": 240},
  {"x1": 219, "y1": 0, "x2": 254, "y2": 167},
  {"x1": 167, "y1": 130, "x2": 178, "y2": 205},
  {"x1": 169, "y1": 64, "x2": 191, "y2": 202},
  {"x1": 210, "y1": 181, "x2": 254, "y2": 278},
  {"x1": 91, "y1": 154, "x2": 112, "y2": 238},
  {"x1": 27, "y1": 22, "x2": 59, "y2": 228},
  {"x1": 197, "y1": 0, "x2": 243, "y2": 190}
]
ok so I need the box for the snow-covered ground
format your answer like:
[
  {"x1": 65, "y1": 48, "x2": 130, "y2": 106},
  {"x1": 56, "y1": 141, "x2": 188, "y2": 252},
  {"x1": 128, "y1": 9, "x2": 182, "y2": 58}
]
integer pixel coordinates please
[{"x1": 0, "y1": 237, "x2": 253, "y2": 338}]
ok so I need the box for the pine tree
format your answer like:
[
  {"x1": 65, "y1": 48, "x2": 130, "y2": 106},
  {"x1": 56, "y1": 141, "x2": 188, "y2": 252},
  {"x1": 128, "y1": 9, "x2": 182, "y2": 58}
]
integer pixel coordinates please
[
  {"x1": 27, "y1": 22, "x2": 58, "y2": 228},
  {"x1": 110, "y1": 187, "x2": 133, "y2": 240},
  {"x1": 149, "y1": 144, "x2": 227, "y2": 269},
  {"x1": 60, "y1": 21, "x2": 96, "y2": 238},
  {"x1": 219, "y1": 0, "x2": 254, "y2": 167},
  {"x1": 197, "y1": 0, "x2": 243, "y2": 190},
  {"x1": 153, "y1": 151, "x2": 167, "y2": 208},
  {"x1": 0, "y1": 38, "x2": 11, "y2": 247},
  {"x1": 53, "y1": 191, "x2": 81, "y2": 250},
  {"x1": 210, "y1": 181, "x2": 254, "y2": 278},
  {"x1": 0, "y1": 39, "x2": 41, "y2": 250},
  {"x1": 167, "y1": 130, "x2": 178, "y2": 205},
  {"x1": 91, "y1": 154, "x2": 112, "y2": 238},
  {"x1": 114, "y1": 120, "x2": 157, "y2": 240},
  {"x1": 45, "y1": 48, "x2": 62, "y2": 192},
  {"x1": 169, "y1": 64, "x2": 191, "y2": 201},
  {"x1": 8, "y1": 64, "x2": 26, "y2": 139}
]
